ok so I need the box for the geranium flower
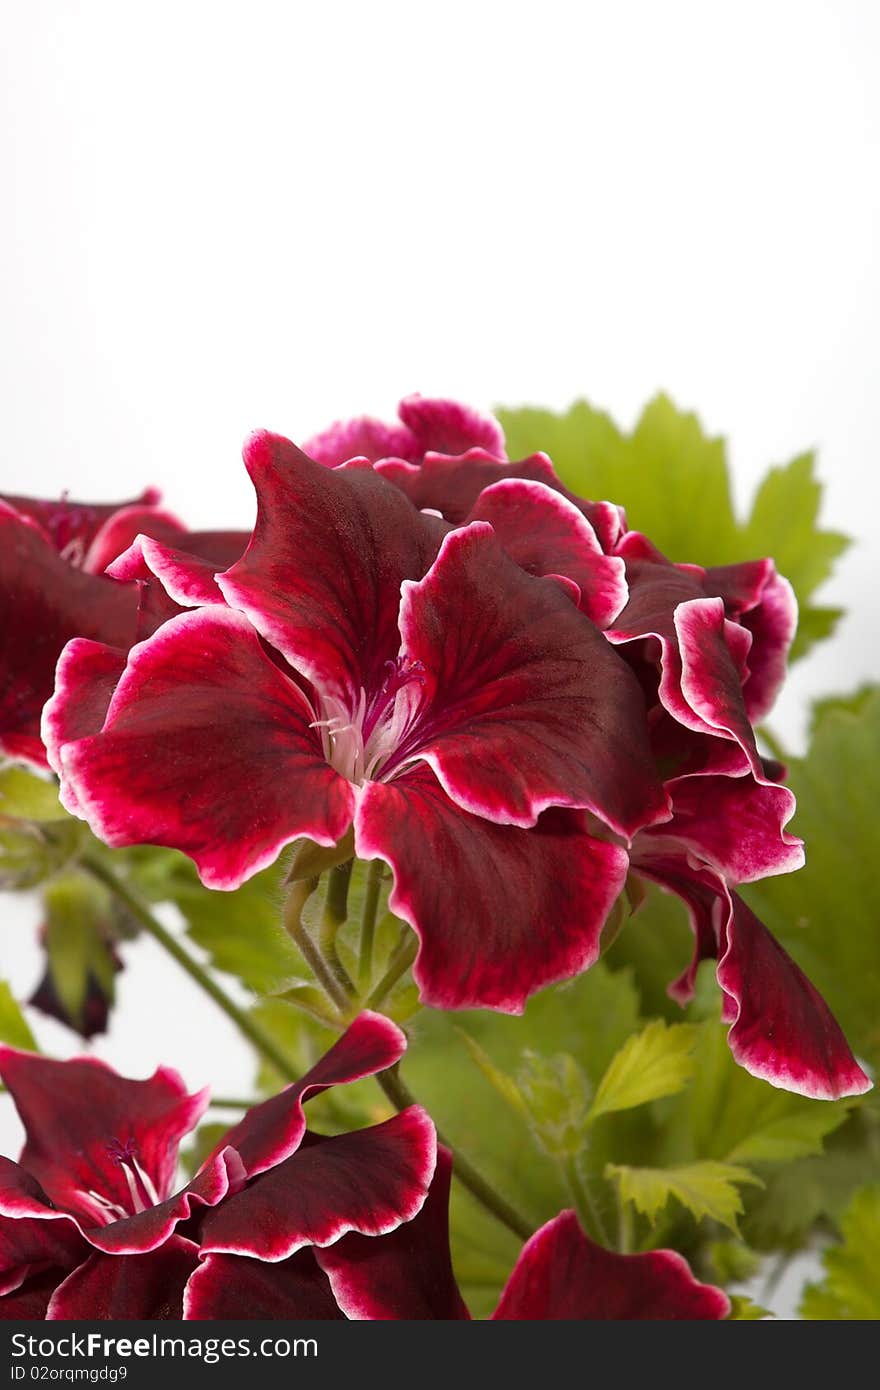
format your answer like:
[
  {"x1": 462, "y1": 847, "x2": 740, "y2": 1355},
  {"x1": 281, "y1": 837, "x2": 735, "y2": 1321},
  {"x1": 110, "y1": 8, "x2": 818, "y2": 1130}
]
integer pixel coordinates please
[
  {"x1": 0, "y1": 486, "x2": 249, "y2": 769},
  {"x1": 50, "y1": 432, "x2": 669, "y2": 1012},
  {"x1": 189, "y1": 1149, "x2": 730, "y2": 1320},
  {"x1": 0, "y1": 1013, "x2": 435, "y2": 1319},
  {"x1": 303, "y1": 394, "x2": 506, "y2": 470},
  {"x1": 0, "y1": 487, "x2": 181, "y2": 575},
  {"x1": 28, "y1": 923, "x2": 123, "y2": 1040}
]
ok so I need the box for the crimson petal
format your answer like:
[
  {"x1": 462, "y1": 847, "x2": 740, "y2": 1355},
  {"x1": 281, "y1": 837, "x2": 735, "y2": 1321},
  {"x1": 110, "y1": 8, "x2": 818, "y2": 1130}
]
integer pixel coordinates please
[
  {"x1": 466, "y1": 479, "x2": 627, "y2": 628},
  {"x1": 718, "y1": 893, "x2": 872, "y2": 1100},
  {"x1": 185, "y1": 1250, "x2": 344, "y2": 1319},
  {"x1": 205, "y1": 1012, "x2": 407, "y2": 1179},
  {"x1": 646, "y1": 772, "x2": 804, "y2": 882},
  {"x1": 397, "y1": 395, "x2": 506, "y2": 459},
  {"x1": 0, "y1": 488, "x2": 182, "y2": 573},
  {"x1": 0, "y1": 507, "x2": 139, "y2": 767},
  {"x1": 0, "y1": 1048, "x2": 208, "y2": 1226},
  {"x1": 216, "y1": 432, "x2": 444, "y2": 706},
  {"x1": 58, "y1": 607, "x2": 355, "y2": 889},
  {"x1": 493, "y1": 1210, "x2": 729, "y2": 1319},
  {"x1": 376, "y1": 448, "x2": 624, "y2": 549},
  {"x1": 41, "y1": 640, "x2": 128, "y2": 814},
  {"x1": 0, "y1": 1269, "x2": 64, "y2": 1319},
  {"x1": 199, "y1": 1108, "x2": 436, "y2": 1261},
  {"x1": 0, "y1": 1158, "x2": 86, "y2": 1288},
  {"x1": 397, "y1": 524, "x2": 667, "y2": 836},
  {"x1": 108, "y1": 530, "x2": 249, "y2": 608},
  {"x1": 317, "y1": 1146, "x2": 470, "y2": 1319},
  {"x1": 46, "y1": 1236, "x2": 199, "y2": 1319},
  {"x1": 356, "y1": 765, "x2": 628, "y2": 1012}
]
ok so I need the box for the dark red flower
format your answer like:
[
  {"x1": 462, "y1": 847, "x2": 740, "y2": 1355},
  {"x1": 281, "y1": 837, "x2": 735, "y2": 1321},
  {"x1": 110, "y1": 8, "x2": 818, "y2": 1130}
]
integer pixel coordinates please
[
  {"x1": 192, "y1": 1150, "x2": 729, "y2": 1321},
  {"x1": 51, "y1": 432, "x2": 668, "y2": 1012},
  {"x1": 0, "y1": 1013, "x2": 434, "y2": 1320},
  {"x1": 0, "y1": 488, "x2": 182, "y2": 576},
  {"x1": 303, "y1": 394, "x2": 506, "y2": 469}
]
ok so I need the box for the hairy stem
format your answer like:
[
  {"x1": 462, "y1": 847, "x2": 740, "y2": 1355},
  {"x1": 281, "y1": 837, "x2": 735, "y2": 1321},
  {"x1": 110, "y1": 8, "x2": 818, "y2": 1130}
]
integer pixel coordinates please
[
  {"x1": 358, "y1": 859, "x2": 385, "y2": 989},
  {"x1": 283, "y1": 876, "x2": 353, "y2": 1015},
  {"x1": 319, "y1": 861, "x2": 357, "y2": 999},
  {"x1": 562, "y1": 1154, "x2": 611, "y2": 1247},
  {"x1": 375, "y1": 1064, "x2": 533, "y2": 1243},
  {"x1": 364, "y1": 927, "x2": 418, "y2": 1011}
]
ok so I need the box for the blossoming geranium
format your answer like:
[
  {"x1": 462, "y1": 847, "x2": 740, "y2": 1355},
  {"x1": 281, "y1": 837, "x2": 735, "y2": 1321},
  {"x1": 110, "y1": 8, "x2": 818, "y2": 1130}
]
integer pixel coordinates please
[
  {"x1": 0, "y1": 1014, "x2": 434, "y2": 1319},
  {"x1": 46, "y1": 433, "x2": 670, "y2": 1012}
]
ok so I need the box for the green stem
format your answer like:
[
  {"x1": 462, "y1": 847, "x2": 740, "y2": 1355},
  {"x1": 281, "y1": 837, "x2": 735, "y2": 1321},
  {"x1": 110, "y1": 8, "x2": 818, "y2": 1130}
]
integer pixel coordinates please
[
  {"x1": 283, "y1": 877, "x2": 352, "y2": 1015},
  {"x1": 319, "y1": 862, "x2": 357, "y2": 1000},
  {"x1": 562, "y1": 1154, "x2": 611, "y2": 1247},
  {"x1": 363, "y1": 928, "x2": 418, "y2": 1011},
  {"x1": 82, "y1": 853, "x2": 299, "y2": 1083},
  {"x1": 617, "y1": 1191, "x2": 634, "y2": 1254},
  {"x1": 358, "y1": 860, "x2": 385, "y2": 989},
  {"x1": 209, "y1": 1096, "x2": 261, "y2": 1110},
  {"x1": 375, "y1": 1064, "x2": 533, "y2": 1243}
]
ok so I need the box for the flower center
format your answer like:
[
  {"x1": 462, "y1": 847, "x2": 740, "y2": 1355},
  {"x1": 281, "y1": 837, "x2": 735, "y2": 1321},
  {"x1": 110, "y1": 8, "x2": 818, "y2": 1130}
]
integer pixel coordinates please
[
  {"x1": 311, "y1": 657, "x2": 426, "y2": 785},
  {"x1": 76, "y1": 1138, "x2": 162, "y2": 1225}
]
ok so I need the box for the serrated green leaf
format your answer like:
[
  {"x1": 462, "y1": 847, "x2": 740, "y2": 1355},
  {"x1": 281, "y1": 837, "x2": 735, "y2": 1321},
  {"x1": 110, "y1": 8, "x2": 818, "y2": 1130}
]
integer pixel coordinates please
[
  {"x1": 809, "y1": 683, "x2": 878, "y2": 739},
  {"x1": 588, "y1": 1020, "x2": 698, "y2": 1122},
  {"x1": 744, "y1": 690, "x2": 880, "y2": 1070},
  {"x1": 0, "y1": 981, "x2": 37, "y2": 1050},
  {"x1": 0, "y1": 766, "x2": 68, "y2": 822},
  {"x1": 605, "y1": 1160, "x2": 761, "y2": 1233},
  {"x1": 800, "y1": 1185, "x2": 880, "y2": 1319},
  {"x1": 496, "y1": 394, "x2": 849, "y2": 661}
]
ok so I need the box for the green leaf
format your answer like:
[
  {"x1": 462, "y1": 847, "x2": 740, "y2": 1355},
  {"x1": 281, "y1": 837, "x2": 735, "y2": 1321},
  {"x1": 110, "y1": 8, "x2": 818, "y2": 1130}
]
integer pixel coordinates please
[
  {"x1": 496, "y1": 394, "x2": 849, "y2": 660},
  {"x1": 744, "y1": 690, "x2": 880, "y2": 1071},
  {"x1": 800, "y1": 1185, "x2": 880, "y2": 1319},
  {"x1": 605, "y1": 1160, "x2": 761, "y2": 1234},
  {"x1": 0, "y1": 981, "x2": 37, "y2": 1050},
  {"x1": 588, "y1": 1020, "x2": 698, "y2": 1122},
  {"x1": 0, "y1": 766, "x2": 68, "y2": 822},
  {"x1": 809, "y1": 683, "x2": 878, "y2": 738}
]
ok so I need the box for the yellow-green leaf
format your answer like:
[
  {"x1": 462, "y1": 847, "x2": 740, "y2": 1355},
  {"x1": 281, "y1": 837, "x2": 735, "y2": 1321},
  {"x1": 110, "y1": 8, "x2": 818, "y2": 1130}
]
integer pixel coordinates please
[
  {"x1": 0, "y1": 766, "x2": 68, "y2": 823},
  {"x1": 800, "y1": 1185, "x2": 880, "y2": 1319},
  {"x1": 0, "y1": 981, "x2": 37, "y2": 1051},
  {"x1": 588, "y1": 1020, "x2": 698, "y2": 1122},
  {"x1": 605, "y1": 1161, "x2": 762, "y2": 1234}
]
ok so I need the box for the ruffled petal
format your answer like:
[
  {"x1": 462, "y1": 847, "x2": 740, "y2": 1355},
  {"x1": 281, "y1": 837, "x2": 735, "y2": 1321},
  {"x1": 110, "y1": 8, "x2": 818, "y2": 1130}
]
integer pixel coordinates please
[
  {"x1": 718, "y1": 893, "x2": 872, "y2": 1100},
  {"x1": 107, "y1": 531, "x2": 249, "y2": 608},
  {"x1": 317, "y1": 1146, "x2": 470, "y2": 1319},
  {"x1": 356, "y1": 764, "x2": 628, "y2": 1011},
  {"x1": 205, "y1": 1012, "x2": 407, "y2": 1179},
  {"x1": 629, "y1": 856, "x2": 871, "y2": 1099},
  {"x1": 0, "y1": 1048, "x2": 208, "y2": 1225},
  {"x1": 216, "y1": 433, "x2": 444, "y2": 706},
  {"x1": 82, "y1": 506, "x2": 186, "y2": 575},
  {"x1": 397, "y1": 523, "x2": 667, "y2": 837},
  {"x1": 493, "y1": 1210, "x2": 729, "y2": 1319},
  {"x1": 466, "y1": 479, "x2": 628, "y2": 628},
  {"x1": 0, "y1": 1158, "x2": 87, "y2": 1287},
  {"x1": 303, "y1": 418, "x2": 418, "y2": 468},
  {"x1": 397, "y1": 395, "x2": 506, "y2": 459},
  {"x1": 376, "y1": 448, "x2": 624, "y2": 549},
  {"x1": 199, "y1": 1108, "x2": 436, "y2": 1261},
  {"x1": 0, "y1": 488, "x2": 178, "y2": 571},
  {"x1": 184, "y1": 1250, "x2": 344, "y2": 1319},
  {"x1": 46, "y1": 1236, "x2": 199, "y2": 1319},
  {"x1": 57, "y1": 607, "x2": 355, "y2": 890},
  {"x1": 646, "y1": 772, "x2": 804, "y2": 882},
  {"x1": 0, "y1": 507, "x2": 139, "y2": 767},
  {"x1": 82, "y1": 1148, "x2": 244, "y2": 1256},
  {"x1": 41, "y1": 640, "x2": 127, "y2": 814}
]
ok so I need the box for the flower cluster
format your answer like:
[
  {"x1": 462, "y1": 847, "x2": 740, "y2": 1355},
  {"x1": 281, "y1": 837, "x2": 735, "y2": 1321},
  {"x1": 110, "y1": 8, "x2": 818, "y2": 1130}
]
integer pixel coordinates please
[
  {"x1": 0, "y1": 396, "x2": 870, "y2": 1102},
  {"x1": 0, "y1": 1020, "x2": 728, "y2": 1321}
]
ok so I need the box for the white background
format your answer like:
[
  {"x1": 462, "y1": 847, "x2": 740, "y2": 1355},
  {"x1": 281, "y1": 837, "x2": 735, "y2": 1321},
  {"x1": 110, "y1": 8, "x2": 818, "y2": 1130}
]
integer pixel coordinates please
[{"x1": 1, "y1": 1, "x2": 879, "y2": 1318}]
